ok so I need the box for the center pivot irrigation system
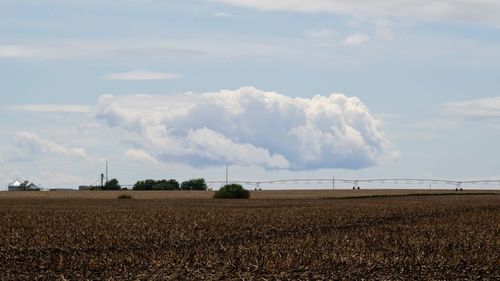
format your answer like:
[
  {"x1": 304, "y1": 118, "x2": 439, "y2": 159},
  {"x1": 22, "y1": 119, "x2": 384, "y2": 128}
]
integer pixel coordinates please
[
  {"x1": 90, "y1": 162, "x2": 500, "y2": 190},
  {"x1": 205, "y1": 178, "x2": 500, "y2": 190}
]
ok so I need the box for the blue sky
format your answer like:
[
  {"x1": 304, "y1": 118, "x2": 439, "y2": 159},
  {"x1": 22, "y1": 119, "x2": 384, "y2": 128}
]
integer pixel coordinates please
[{"x1": 1, "y1": 0, "x2": 499, "y2": 189}]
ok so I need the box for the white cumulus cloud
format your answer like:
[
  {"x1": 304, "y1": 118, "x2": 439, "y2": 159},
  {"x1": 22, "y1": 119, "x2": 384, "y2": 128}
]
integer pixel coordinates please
[{"x1": 95, "y1": 87, "x2": 394, "y2": 170}]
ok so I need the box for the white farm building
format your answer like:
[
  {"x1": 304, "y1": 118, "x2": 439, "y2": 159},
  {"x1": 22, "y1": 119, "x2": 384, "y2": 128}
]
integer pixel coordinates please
[{"x1": 8, "y1": 180, "x2": 40, "y2": 191}]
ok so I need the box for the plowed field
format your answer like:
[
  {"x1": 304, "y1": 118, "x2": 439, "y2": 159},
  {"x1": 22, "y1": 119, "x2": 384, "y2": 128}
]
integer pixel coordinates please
[{"x1": 0, "y1": 191, "x2": 498, "y2": 280}]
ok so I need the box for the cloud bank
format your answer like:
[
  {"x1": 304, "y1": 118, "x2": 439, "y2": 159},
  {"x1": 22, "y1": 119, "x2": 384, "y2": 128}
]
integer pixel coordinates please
[{"x1": 95, "y1": 87, "x2": 393, "y2": 170}]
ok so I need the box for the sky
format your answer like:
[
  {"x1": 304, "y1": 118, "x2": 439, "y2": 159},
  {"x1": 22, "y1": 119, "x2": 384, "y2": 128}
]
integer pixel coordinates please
[{"x1": 1, "y1": 0, "x2": 500, "y2": 189}]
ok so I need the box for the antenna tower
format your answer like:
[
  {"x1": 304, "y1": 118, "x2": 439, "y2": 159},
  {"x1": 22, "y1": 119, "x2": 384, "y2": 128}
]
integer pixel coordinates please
[{"x1": 106, "y1": 160, "x2": 108, "y2": 183}]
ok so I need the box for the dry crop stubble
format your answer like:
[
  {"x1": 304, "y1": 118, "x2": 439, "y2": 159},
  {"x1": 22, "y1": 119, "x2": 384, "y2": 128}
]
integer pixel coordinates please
[{"x1": 0, "y1": 192, "x2": 498, "y2": 279}]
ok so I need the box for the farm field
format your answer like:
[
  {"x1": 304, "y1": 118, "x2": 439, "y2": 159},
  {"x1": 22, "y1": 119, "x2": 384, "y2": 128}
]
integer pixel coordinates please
[
  {"x1": 0, "y1": 190, "x2": 498, "y2": 280},
  {"x1": 1, "y1": 188, "x2": 498, "y2": 200}
]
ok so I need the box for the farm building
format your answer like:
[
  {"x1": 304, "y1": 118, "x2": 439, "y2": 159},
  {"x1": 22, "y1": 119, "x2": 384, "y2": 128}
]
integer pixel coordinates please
[
  {"x1": 8, "y1": 180, "x2": 40, "y2": 191},
  {"x1": 78, "y1": 185, "x2": 94, "y2": 191}
]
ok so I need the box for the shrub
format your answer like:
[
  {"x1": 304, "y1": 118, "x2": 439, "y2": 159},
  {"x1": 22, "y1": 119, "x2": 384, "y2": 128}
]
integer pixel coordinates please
[
  {"x1": 117, "y1": 194, "x2": 133, "y2": 199},
  {"x1": 214, "y1": 184, "x2": 250, "y2": 199},
  {"x1": 181, "y1": 178, "x2": 207, "y2": 190}
]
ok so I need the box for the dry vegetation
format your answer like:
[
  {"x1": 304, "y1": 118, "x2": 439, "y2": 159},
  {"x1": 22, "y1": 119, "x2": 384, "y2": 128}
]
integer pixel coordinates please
[{"x1": 0, "y1": 191, "x2": 498, "y2": 280}]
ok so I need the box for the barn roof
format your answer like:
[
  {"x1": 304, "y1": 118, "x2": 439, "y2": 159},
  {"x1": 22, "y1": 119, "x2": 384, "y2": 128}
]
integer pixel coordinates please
[{"x1": 8, "y1": 180, "x2": 22, "y2": 187}]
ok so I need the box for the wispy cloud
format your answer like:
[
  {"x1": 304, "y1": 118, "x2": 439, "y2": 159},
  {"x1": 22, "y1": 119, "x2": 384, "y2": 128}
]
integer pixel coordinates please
[
  {"x1": 0, "y1": 39, "x2": 279, "y2": 61},
  {"x1": 1, "y1": 34, "x2": 499, "y2": 71},
  {"x1": 8, "y1": 104, "x2": 91, "y2": 113},
  {"x1": 0, "y1": 45, "x2": 51, "y2": 59},
  {"x1": 343, "y1": 33, "x2": 370, "y2": 46},
  {"x1": 9, "y1": 132, "x2": 90, "y2": 162},
  {"x1": 305, "y1": 28, "x2": 335, "y2": 40},
  {"x1": 37, "y1": 171, "x2": 87, "y2": 186},
  {"x1": 214, "y1": 0, "x2": 500, "y2": 28},
  {"x1": 124, "y1": 149, "x2": 158, "y2": 163},
  {"x1": 213, "y1": 12, "x2": 233, "y2": 17},
  {"x1": 408, "y1": 119, "x2": 458, "y2": 130},
  {"x1": 102, "y1": 70, "x2": 182, "y2": 81},
  {"x1": 442, "y1": 97, "x2": 500, "y2": 118},
  {"x1": 374, "y1": 20, "x2": 395, "y2": 40},
  {"x1": 0, "y1": 41, "x2": 207, "y2": 60}
]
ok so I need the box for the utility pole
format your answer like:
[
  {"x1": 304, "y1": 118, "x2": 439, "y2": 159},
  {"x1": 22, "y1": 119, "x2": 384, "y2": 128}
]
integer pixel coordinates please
[
  {"x1": 225, "y1": 164, "x2": 228, "y2": 186},
  {"x1": 105, "y1": 160, "x2": 108, "y2": 183},
  {"x1": 332, "y1": 176, "x2": 335, "y2": 190}
]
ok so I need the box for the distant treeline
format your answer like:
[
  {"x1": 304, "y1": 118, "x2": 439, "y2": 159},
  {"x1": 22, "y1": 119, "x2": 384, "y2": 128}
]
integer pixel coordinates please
[
  {"x1": 82, "y1": 178, "x2": 208, "y2": 191},
  {"x1": 133, "y1": 178, "x2": 207, "y2": 191}
]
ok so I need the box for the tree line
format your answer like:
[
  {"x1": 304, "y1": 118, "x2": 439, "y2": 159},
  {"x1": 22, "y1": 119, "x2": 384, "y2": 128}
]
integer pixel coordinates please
[
  {"x1": 93, "y1": 178, "x2": 250, "y2": 199},
  {"x1": 97, "y1": 178, "x2": 208, "y2": 191}
]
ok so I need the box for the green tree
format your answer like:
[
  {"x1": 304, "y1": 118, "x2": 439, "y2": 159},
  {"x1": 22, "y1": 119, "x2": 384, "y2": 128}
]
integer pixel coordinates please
[
  {"x1": 180, "y1": 178, "x2": 207, "y2": 190},
  {"x1": 166, "y1": 179, "x2": 180, "y2": 190},
  {"x1": 155, "y1": 179, "x2": 180, "y2": 190},
  {"x1": 133, "y1": 180, "x2": 145, "y2": 190},
  {"x1": 144, "y1": 179, "x2": 156, "y2": 190},
  {"x1": 104, "y1": 178, "x2": 121, "y2": 190},
  {"x1": 133, "y1": 179, "x2": 180, "y2": 190}
]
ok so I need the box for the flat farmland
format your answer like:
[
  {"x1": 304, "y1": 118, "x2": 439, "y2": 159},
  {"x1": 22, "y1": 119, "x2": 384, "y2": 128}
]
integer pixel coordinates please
[
  {"x1": 1, "y1": 189, "x2": 497, "y2": 200},
  {"x1": 0, "y1": 190, "x2": 498, "y2": 280}
]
